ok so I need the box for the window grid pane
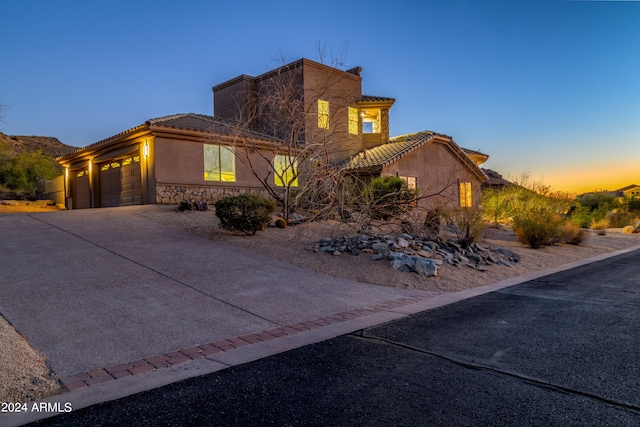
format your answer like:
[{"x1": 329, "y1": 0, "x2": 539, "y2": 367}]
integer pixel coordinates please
[
  {"x1": 318, "y1": 99, "x2": 329, "y2": 129},
  {"x1": 348, "y1": 107, "x2": 359, "y2": 135}
]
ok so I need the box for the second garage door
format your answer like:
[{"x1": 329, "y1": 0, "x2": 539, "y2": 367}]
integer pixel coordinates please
[{"x1": 100, "y1": 155, "x2": 142, "y2": 207}]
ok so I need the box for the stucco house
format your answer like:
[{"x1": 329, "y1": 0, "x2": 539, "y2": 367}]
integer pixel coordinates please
[
  {"x1": 56, "y1": 58, "x2": 488, "y2": 210},
  {"x1": 616, "y1": 184, "x2": 640, "y2": 199}
]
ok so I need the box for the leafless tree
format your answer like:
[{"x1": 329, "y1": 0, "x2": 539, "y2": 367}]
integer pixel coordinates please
[{"x1": 224, "y1": 54, "x2": 359, "y2": 222}]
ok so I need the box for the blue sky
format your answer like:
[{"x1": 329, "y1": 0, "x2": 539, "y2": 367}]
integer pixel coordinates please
[{"x1": 1, "y1": 0, "x2": 639, "y2": 193}]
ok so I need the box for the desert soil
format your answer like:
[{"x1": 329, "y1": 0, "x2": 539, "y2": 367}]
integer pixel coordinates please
[{"x1": 1, "y1": 204, "x2": 639, "y2": 402}]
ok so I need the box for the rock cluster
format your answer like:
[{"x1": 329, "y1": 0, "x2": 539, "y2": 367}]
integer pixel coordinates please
[
  {"x1": 622, "y1": 221, "x2": 640, "y2": 234},
  {"x1": 314, "y1": 233, "x2": 520, "y2": 277},
  {"x1": 178, "y1": 200, "x2": 209, "y2": 212}
]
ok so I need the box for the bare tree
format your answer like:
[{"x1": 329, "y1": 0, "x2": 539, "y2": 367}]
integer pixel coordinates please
[{"x1": 224, "y1": 55, "x2": 360, "y2": 222}]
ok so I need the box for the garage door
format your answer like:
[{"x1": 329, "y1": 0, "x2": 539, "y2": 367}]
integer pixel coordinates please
[
  {"x1": 74, "y1": 169, "x2": 91, "y2": 209},
  {"x1": 99, "y1": 155, "x2": 142, "y2": 207}
]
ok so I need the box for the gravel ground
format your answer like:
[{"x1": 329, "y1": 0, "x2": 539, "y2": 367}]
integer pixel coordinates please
[{"x1": 0, "y1": 318, "x2": 62, "y2": 402}]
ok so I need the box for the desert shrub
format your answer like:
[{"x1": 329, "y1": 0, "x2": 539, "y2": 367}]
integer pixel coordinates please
[
  {"x1": 570, "y1": 204, "x2": 593, "y2": 228},
  {"x1": 559, "y1": 221, "x2": 588, "y2": 245},
  {"x1": 367, "y1": 176, "x2": 417, "y2": 220},
  {"x1": 622, "y1": 196, "x2": 640, "y2": 213},
  {"x1": 576, "y1": 192, "x2": 619, "y2": 212},
  {"x1": 606, "y1": 211, "x2": 631, "y2": 228},
  {"x1": 0, "y1": 149, "x2": 61, "y2": 192},
  {"x1": 513, "y1": 211, "x2": 564, "y2": 249},
  {"x1": 275, "y1": 217, "x2": 287, "y2": 228},
  {"x1": 443, "y1": 206, "x2": 484, "y2": 247},
  {"x1": 482, "y1": 174, "x2": 573, "y2": 225},
  {"x1": 214, "y1": 194, "x2": 275, "y2": 235},
  {"x1": 591, "y1": 218, "x2": 609, "y2": 235}
]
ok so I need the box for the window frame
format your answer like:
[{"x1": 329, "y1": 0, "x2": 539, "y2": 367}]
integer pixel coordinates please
[
  {"x1": 459, "y1": 181, "x2": 473, "y2": 207},
  {"x1": 204, "y1": 144, "x2": 236, "y2": 182},
  {"x1": 348, "y1": 107, "x2": 359, "y2": 135},
  {"x1": 273, "y1": 154, "x2": 299, "y2": 187},
  {"x1": 317, "y1": 99, "x2": 329, "y2": 129}
]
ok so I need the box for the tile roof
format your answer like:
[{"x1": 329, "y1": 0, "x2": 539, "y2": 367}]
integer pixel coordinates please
[
  {"x1": 57, "y1": 113, "x2": 279, "y2": 160},
  {"x1": 147, "y1": 113, "x2": 279, "y2": 141},
  {"x1": 342, "y1": 130, "x2": 487, "y2": 181},
  {"x1": 359, "y1": 95, "x2": 396, "y2": 103},
  {"x1": 343, "y1": 131, "x2": 439, "y2": 170}
]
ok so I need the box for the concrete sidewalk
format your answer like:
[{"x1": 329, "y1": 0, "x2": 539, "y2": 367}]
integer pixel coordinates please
[{"x1": 0, "y1": 206, "x2": 429, "y2": 379}]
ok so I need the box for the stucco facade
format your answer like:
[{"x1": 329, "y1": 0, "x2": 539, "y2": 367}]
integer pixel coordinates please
[{"x1": 57, "y1": 58, "x2": 488, "y2": 210}]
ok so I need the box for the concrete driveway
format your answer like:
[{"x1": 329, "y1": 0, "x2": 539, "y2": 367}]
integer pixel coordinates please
[
  {"x1": 0, "y1": 206, "x2": 431, "y2": 381},
  {"x1": 26, "y1": 247, "x2": 640, "y2": 426}
]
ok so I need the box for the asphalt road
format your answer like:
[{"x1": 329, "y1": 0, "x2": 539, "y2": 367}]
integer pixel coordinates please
[{"x1": 32, "y1": 249, "x2": 640, "y2": 426}]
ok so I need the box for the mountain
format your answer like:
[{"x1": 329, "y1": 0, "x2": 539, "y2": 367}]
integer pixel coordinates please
[{"x1": 0, "y1": 132, "x2": 78, "y2": 159}]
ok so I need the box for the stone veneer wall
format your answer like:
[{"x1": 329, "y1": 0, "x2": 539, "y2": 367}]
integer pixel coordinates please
[{"x1": 156, "y1": 184, "x2": 271, "y2": 205}]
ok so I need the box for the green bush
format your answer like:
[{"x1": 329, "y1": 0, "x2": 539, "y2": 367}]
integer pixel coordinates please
[
  {"x1": 513, "y1": 211, "x2": 564, "y2": 249},
  {"x1": 0, "y1": 149, "x2": 61, "y2": 192},
  {"x1": 368, "y1": 176, "x2": 417, "y2": 220},
  {"x1": 623, "y1": 196, "x2": 640, "y2": 213},
  {"x1": 214, "y1": 194, "x2": 275, "y2": 235},
  {"x1": 570, "y1": 204, "x2": 593, "y2": 228},
  {"x1": 606, "y1": 211, "x2": 631, "y2": 228}
]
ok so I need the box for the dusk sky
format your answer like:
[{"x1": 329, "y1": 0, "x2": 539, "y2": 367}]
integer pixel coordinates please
[{"x1": 1, "y1": 0, "x2": 638, "y2": 194}]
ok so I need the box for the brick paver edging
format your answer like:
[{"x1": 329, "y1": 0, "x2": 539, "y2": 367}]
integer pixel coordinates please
[{"x1": 60, "y1": 293, "x2": 439, "y2": 391}]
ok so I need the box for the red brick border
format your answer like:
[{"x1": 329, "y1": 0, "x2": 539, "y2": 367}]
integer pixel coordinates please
[{"x1": 60, "y1": 293, "x2": 439, "y2": 391}]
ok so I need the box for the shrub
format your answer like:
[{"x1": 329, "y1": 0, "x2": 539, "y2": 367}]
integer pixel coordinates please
[
  {"x1": 275, "y1": 217, "x2": 287, "y2": 228},
  {"x1": 0, "y1": 149, "x2": 61, "y2": 192},
  {"x1": 214, "y1": 194, "x2": 275, "y2": 235},
  {"x1": 559, "y1": 221, "x2": 588, "y2": 245},
  {"x1": 368, "y1": 176, "x2": 417, "y2": 220},
  {"x1": 591, "y1": 218, "x2": 609, "y2": 235},
  {"x1": 570, "y1": 204, "x2": 594, "y2": 228},
  {"x1": 606, "y1": 211, "x2": 631, "y2": 228},
  {"x1": 513, "y1": 211, "x2": 564, "y2": 249},
  {"x1": 443, "y1": 206, "x2": 484, "y2": 247}
]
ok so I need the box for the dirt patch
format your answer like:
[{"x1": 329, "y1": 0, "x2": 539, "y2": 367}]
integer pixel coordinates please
[{"x1": 0, "y1": 200, "x2": 62, "y2": 214}]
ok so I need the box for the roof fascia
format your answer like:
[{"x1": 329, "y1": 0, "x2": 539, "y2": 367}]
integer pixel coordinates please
[
  {"x1": 148, "y1": 125, "x2": 281, "y2": 151},
  {"x1": 356, "y1": 99, "x2": 396, "y2": 108},
  {"x1": 212, "y1": 74, "x2": 257, "y2": 92},
  {"x1": 254, "y1": 58, "x2": 362, "y2": 83},
  {"x1": 56, "y1": 127, "x2": 152, "y2": 165},
  {"x1": 432, "y1": 135, "x2": 488, "y2": 182}
]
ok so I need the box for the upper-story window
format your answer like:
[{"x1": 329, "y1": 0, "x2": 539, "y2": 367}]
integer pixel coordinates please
[
  {"x1": 348, "y1": 107, "x2": 359, "y2": 135},
  {"x1": 361, "y1": 108, "x2": 380, "y2": 134},
  {"x1": 317, "y1": 99, "x2": 329, "y2": 129}
]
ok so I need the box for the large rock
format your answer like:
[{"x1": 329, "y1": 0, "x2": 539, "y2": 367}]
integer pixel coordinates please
[
  {"x1": 622, "y1": 225, "x2": 637, "y2": 234},
  {"x1": 388, "y1": 252, "x2": 438, "y2": 277}
]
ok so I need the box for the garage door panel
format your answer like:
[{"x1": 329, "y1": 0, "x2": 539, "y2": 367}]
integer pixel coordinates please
[{"x1": 99, "y1": 155, "x2": 141, "y2": 207}]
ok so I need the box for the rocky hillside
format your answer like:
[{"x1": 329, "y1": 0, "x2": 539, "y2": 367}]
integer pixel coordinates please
[{"x1": 0, "y1": 132, "x2": 78, "y2": 158}]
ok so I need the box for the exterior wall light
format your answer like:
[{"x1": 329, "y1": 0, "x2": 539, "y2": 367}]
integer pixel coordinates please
[{"x1": 143, "y1": 142, "x2": 149, "y2": 157}]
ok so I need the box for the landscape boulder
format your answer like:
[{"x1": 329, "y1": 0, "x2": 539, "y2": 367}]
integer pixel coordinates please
[{"x1": 388, "y1": 252, "x2": 438, "y2": 276}]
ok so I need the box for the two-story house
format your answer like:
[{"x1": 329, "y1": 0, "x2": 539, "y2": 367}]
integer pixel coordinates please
[{"x1": 56, "y1": 58, "x2": 487, "y2": 210}]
